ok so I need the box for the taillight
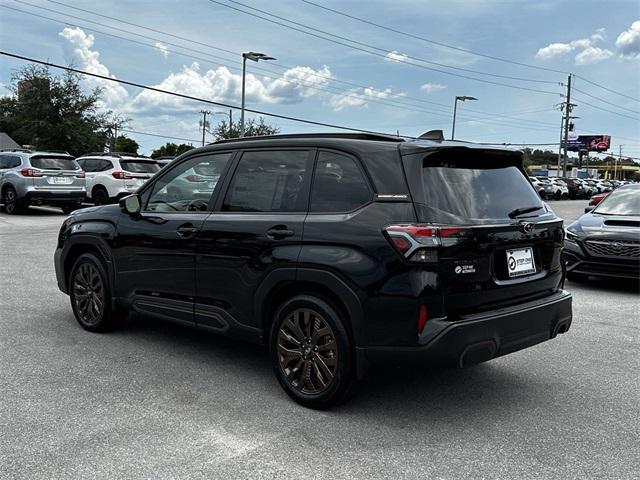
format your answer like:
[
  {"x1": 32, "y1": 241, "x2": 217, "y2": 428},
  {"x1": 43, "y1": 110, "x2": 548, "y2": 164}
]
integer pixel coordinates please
[
  {"x1": 385, "y1": 224, "x2": 471, "y2": 262},
  {"x1": 417, "y1": 305, "x2": 428, "y2": 333},
  {"x1": 112, "y1": 171, "x2": 132, "y2": 179},
  {"x1": 75, "y1": 171, "x2": 85, "y2": 179},
  {"x1": 185, "y1": 174, "x2": 204, "y2": 182},
  {"x1": 20, "y1": 168, "x2": 44, "y2": 177}
]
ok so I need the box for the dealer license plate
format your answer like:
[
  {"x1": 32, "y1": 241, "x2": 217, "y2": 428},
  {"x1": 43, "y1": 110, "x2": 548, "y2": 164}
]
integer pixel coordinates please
[{"x1": 506, "y1": 247, "x2": 536, "y2": 277}]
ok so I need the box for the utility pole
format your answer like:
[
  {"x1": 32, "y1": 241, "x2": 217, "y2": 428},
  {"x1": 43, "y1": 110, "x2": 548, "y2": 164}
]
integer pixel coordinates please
[
  {"x1": 200, "y1": 110, "x2": 210, "y2": 146},
  {"x1": 110, "y1": 124, "x2": 118, "y2": 152},
  {"x1": 556, "y1": 107, "x2": 564, "y2": 174},
  {"x1": 562, "y1": 74, "x2": 574, "y2": 177},
  {"x1": 615, "y1": 145, "x2": 622, "y2": 180}
]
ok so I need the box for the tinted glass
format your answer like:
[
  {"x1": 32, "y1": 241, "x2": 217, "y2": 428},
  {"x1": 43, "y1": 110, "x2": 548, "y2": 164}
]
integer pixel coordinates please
[
  {"x1": 146, "y1": 153, "x2": 232, "y2": 212},
  {"x1": 223, "y1": 150, "x2": 309, "y2": 212},
  {"x1": 594, "y1": 188, "x2": 640, "y2": 216},
  {"x1": 98, "y1": 160, "x2": 113, "y2": 172},
  {"x1": 30, "y1": 157, "x2": 78, "y2": 170},
  {"x1": 120, "y1": 160, "x2": 160, "y2": 173},
  {"x1": 310, "y1": 151, "x2": 370, "y2": 212},
  {"x1": 418, "y1": 165, "x2": 542, "y2": 222}
]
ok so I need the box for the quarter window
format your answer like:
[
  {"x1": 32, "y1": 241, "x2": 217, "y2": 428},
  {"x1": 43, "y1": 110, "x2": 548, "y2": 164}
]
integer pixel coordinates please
[
  {"x1": 145, "y1": 153, "x2": 232, "y2": 212},
  {"x1": 222, "y1": 150, "x2": 309, "y2": 212},
  {"x1": 310, "y1": 151, "x2": 371, "y2": 212}
]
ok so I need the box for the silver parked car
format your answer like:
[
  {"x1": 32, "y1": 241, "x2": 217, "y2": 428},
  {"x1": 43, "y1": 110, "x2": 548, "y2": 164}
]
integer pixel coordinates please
[{"x1": 0, "y1": 149, "x2": 86, "y2": 214}]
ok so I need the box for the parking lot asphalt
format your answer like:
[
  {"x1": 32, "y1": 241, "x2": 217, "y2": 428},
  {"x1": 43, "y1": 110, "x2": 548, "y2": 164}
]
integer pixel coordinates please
[{"x1": 0, "y1": 200, "x2": 638, "y2": 480}]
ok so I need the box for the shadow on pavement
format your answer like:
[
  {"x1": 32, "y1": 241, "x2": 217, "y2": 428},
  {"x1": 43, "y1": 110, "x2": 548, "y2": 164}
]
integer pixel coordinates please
[{"x1": 566, "y1": 276, "x2": 640, "y2": 294}]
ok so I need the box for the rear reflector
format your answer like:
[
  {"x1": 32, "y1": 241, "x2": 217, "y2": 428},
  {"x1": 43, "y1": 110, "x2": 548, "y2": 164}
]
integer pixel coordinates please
[{"x1": 418, "y1": 305, "x2": 428, "y2": 333}]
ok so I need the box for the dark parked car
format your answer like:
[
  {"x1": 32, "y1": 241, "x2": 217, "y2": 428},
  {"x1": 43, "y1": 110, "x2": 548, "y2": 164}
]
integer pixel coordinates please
[
  {"x1": 559, "y1": 177, "x2": 587, "y2": 199},
  {"x1": 564, "y1": 184, "x2": 640, "y2": 281},
  {"x1": 54, "y1": 132, "x2": 572, "y2": 408}
]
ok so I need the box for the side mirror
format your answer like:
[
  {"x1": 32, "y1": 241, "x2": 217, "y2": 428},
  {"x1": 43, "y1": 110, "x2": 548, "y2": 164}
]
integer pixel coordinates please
[
  {"x1": 120, "y1": 194, "x2": 141, "y2": 216},
  {"x1": 584, "y1": 206, "x2": 595, "y2": 213}
]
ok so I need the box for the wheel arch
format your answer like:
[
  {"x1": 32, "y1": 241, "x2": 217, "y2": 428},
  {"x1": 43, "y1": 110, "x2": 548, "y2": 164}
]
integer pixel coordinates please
[
  {"x1": 256, "y1": 268, "x2": 365, "y2": 346},
  {"x1": 62, "y1": 234, "x2": 115, "y2": 295}
]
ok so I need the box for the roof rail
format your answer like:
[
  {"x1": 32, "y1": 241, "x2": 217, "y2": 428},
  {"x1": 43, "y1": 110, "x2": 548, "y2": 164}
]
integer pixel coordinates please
[
  {"x1": 0, "y1": 148, "x2": 32, "y2": 153},
  {"x1": 213, "y1": 132, "x2": 405, "y2": 144},
  {"x1": 78, "y1": 151, "x2": 141, "y2": 158},
  {"x1": 31, "y1": 150, "x2": 72, "y2": 155}
]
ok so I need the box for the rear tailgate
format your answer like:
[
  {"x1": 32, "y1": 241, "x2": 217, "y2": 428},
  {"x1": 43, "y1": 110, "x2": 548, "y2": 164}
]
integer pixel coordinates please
[
  {"x1": 29, "y1": 155, "x2": 84, "y2": 190},
  {"x1": 120, "y1": 159, "x2": 160, "y2": 189},
  {"x1": 401, "y1": 147, "x2": 564, "y2": 317}
]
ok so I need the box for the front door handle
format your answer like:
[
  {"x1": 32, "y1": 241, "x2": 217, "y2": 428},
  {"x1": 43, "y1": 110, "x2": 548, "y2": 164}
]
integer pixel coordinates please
[
  {"x1": 266, "y1": 227, "x2": 295, "y2": 239},
  {"x1": 177, "y1": 224, "x2": 198, "y2": 237}
]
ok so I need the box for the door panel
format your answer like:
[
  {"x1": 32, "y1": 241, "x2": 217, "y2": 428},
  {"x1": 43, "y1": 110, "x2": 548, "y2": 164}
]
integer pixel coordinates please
[{"x1": 195, "y1": 148, "x2": 314, "y2": 337}]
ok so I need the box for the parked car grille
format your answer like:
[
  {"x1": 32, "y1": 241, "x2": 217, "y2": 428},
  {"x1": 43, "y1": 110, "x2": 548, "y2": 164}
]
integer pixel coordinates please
[{"x1": 585, "y1": 239, "x2": 640, "y2": 258}]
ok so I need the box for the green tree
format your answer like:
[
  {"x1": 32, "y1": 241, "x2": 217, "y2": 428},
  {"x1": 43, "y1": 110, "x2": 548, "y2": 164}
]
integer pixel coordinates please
[
  {"x1": 213, "y1": 117, "x2": 279, "y2": 140},
  {"x1": 150, "y1": 142, "x2": 195, "y2": 158},
  {"x1": 114, "y1": 135, "x2": 139, "y2": 154},
  {"x1": 0, "y1": 65, "x2": 117, "y2": 156}
]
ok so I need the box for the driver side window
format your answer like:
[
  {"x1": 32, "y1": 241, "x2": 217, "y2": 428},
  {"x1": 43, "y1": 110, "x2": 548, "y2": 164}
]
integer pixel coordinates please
[{"x1": 145, "y1": 152, "x2": 232, "y2": 212}]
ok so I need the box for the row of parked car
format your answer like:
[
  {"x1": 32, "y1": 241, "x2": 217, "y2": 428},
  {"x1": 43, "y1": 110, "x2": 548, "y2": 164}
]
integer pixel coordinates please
[
  {"x1": 528, "y1": 176, "x2": 631, "y2": 200},
  {"x1": 0, "y1": 149, "x2": 173, "y2": 214}
]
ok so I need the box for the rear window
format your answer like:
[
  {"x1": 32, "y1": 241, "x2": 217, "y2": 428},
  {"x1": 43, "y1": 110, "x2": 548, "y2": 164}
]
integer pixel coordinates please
[
  {"x1": 29, "y1": 157, "x2": 78, "y2": 170},
  {"x1": 404, "y1": 151, "x2": 543, "y2": 223},
  {"x1": 120, "y1": 160, "x2": 160, "y2": 173}
]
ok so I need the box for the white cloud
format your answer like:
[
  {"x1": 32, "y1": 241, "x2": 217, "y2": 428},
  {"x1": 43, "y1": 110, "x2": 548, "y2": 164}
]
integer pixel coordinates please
[
  {"x1": 420, "y1": 83, "x2": 446, "y2": 94},
  {"x1": 616, "y1": 20, "x2": 640, "y2": 59},
  {"x1": 575, "y1": 46, "x2": 614, "y2": 65},
  {"x1": 130, "y1": 62, "x2": 333, "y2": 112},
  {"x1": 385, "y1": 50, "x2": 410, "y2": 63},
  {"x1": 59, "y1": 27, "x2": 129, "y2": 107},
  {"x1": 329, "y1": 87, "x2": 393, "y2": 111},
  {"x1": 154, "y1": 42, "x2": 169, "y2": 59},
  {"x1": 535, "y1": 28, "x2": 613, "y2": 65}
]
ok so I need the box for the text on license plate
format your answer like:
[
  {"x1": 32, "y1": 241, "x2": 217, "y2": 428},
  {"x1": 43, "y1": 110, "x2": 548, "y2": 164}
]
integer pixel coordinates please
[
  {"x1": 506, "y1": 247, "x2": 536, "y2": 277},
  {"x1": 54, "y1": 177, "x2": 68, "y2": 184}
]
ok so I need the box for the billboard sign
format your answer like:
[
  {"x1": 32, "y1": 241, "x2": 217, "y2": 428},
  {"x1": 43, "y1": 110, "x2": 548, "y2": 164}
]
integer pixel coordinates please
[{"x1": 565, "y1": 135, "x2": 611, "y2": 152}]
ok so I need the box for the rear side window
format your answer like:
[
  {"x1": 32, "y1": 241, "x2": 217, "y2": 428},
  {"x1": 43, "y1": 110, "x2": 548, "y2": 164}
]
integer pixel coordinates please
[
  {"x1": 29, "y1": 156, "x2": 78, "y2": 170},
  {"x1": 404, "y1": 151, "x2": 543, "y2": 223},
  {"x1": 310, "y1": 151, "x2": 371, "y2": 212},
  {"x1": 223, "y1": 150, "x2": 309, "y2": 212},
  {"x1": 0, "y1": 155, "x2": 21, "y2": 169},
  {"x1": 120, "y1": 160, "x2": 160, "y2": 173}
]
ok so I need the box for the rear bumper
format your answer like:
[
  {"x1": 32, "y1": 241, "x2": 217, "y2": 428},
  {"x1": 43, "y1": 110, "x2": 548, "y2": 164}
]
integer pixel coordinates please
[
  {"x1": 363, "y1": 290, "x2": 572, "y2": 367},
  {"x1": 24, "y1": 190, "x2": 85, "y2": 205},
  {"x1": 562, "y1": 241, "x2": 640, "y2": 279}
]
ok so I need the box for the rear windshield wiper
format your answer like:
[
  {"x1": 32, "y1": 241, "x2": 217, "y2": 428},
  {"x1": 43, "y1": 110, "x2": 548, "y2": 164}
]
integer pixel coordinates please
[{"x1": 508, "y1": 205, "x2": 543, "y2": 218}]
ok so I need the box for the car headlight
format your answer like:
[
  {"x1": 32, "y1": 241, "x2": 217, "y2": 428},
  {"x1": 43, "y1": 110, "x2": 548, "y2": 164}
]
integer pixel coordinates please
[{"x1": 564, "y1": 228, "x2": 579, "y2": 242}]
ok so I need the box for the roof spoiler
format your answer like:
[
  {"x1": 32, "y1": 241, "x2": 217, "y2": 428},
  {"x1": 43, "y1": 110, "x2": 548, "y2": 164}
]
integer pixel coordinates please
[{"x1": 418, "y1": 129, "x2": 445, "y2": 141}]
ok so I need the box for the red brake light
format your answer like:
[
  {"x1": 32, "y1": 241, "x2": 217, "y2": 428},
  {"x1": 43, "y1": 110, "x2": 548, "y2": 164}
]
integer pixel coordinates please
[
  {"x1": 185, "y1": 174, "x2": 204, "y2": 182},
  {"x1": 385, "y1": 224, "x2": 471, "y2": 261},
  {"x1": 20, "y1": 168, "x2": 43, "y2": 177},
  {"x1": 418, "y1": 305, "x2": 428, "y2": 333},
  {"x1": 112, "y1": 171, "x2": 132, "y2": 179},
  {"x1": 75, "y1": 171, "x2": 85, "y2": 179}
]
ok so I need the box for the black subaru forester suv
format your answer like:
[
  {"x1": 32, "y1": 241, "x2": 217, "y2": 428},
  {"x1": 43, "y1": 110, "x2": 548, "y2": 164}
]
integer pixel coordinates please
[{"x1": 55, "y1": 132, "x2": 572, "y2": 408}]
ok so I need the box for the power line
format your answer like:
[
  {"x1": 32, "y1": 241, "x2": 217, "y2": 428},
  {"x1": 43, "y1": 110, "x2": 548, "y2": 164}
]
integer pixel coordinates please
[
  {"x1": 573, "y1": 74, "x2": 640, "y2": 104},
  {"x1": 299, "y1": 0, "x2": 569, "y2": 76},
  {"x1": 3, "y1": 2, "x2": 561, "y2": 133},
  {"x1": 0, "y1": 50, "x2": 419, "y2": 137},
  {"x1": 572, "y1": 96, "x2": 640, "y2": 121},
  {"x1": 120, "y1": 128, "x2": 199, "y2": 144},
  {"x1": 207, "y1": 0, "x2": 563, "y2": 96},
  {"x1": 572, "y1": 86, "x2": 640, "y2": 116}
]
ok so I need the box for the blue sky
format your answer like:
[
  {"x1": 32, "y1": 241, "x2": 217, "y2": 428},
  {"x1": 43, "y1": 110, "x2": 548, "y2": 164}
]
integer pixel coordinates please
[{"x1": 1, "y1": 0, "x2": 639, "y2": 158}]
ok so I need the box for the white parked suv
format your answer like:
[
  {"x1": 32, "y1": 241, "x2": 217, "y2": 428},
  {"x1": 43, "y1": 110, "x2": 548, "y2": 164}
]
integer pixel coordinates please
[
  {"x1": 76, "y1": 152, "x2": 161, "y2": 204},
  {"x1": 548, "y1": 178, "x2": 569, "y2": 200}
]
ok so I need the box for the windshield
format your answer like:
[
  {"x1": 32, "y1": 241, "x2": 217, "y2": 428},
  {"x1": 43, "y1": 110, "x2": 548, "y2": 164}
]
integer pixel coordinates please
[
  {"x1": 120, "y1": 160, "x2": 160, "y2": 173},
  {"x1": 414, "y1": 164, "x2": 543, "y2": 223},
  {"x1": 30, "y1": 156, "x2": 78, "y2": 170},
  {"x1": 594, "y1": 188, "x2": 640, "y2": 216}
]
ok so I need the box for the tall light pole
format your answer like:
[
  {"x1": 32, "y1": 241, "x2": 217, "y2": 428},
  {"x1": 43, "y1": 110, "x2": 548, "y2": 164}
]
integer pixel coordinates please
[
  {"x1": 240, "y1": 52, "x2": 275, "y2": 137},
  {"x1": 451, "y1": 95, "x2": 477, "y2": 140}
]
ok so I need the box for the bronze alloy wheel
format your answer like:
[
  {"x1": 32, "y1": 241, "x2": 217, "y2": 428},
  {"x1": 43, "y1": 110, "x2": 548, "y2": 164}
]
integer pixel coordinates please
[
  {"x1": 276, "y1": 308, "x2": 338, "y2": 395},
  {"x1": 72, "y1": 263, "x2": 105, "y2": 326}
]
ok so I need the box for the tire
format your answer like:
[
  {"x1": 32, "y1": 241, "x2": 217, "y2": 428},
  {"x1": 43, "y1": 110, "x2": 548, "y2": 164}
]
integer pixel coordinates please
[
  {"x1": 566, "y1": 272, "x2": 588, "y2": 283},
  {"x1": 61, "y1": 204, "x2": 78, "y2": 214},
  {"x1": 2, "y1": 186, "x2": 26, "y2": 214},
  {"x1": 554, "y1": 191, "x2": 561, "y2": 200},
  {"x1": 69, "y1": 253, "x2": 126, "y2": 332},
  {"x1": 269, "y1": 295, "x2": 358, "y2": 409},
  {"x1": 92, "y1": 186, "x2": 109, "y2": 206}
]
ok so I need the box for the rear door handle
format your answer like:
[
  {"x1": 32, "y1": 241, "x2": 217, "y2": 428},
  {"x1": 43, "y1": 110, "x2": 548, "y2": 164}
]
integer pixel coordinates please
[
  {"x1": 177, "y1": 224, "x2": 199, "y2": 237},
  {"x1": 266, "y1": 227, "x2": 295, "y2": 239}
]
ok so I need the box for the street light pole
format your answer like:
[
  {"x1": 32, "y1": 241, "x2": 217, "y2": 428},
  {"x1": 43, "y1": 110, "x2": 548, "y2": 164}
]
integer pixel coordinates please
[
  {"x1": 451, "y1": 95, "x2": 477, "y2": 140},
  {"x1": 240, "y1": 52, "x2": 276, "y2": 137}
]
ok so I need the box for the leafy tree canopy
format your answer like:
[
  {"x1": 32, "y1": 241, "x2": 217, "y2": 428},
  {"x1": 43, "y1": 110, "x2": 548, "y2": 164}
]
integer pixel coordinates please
[
  {"x1": 114, "y1": 135, "x2": 139, "y2": 154},
  {"x1": 213, "y1": 117, "x2": 280, "y2": 140},
  {"x1": 150, "y1": 142, "x2": 195, "y2": 159}
]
